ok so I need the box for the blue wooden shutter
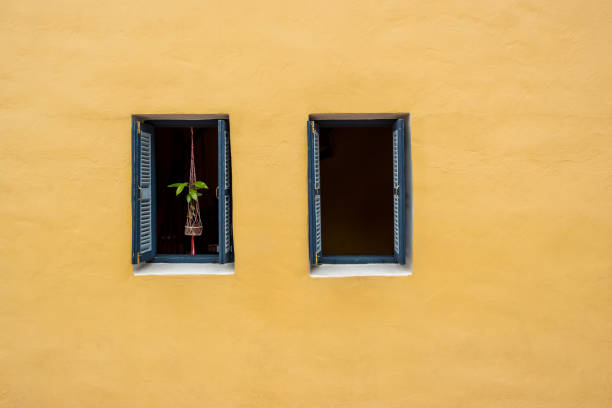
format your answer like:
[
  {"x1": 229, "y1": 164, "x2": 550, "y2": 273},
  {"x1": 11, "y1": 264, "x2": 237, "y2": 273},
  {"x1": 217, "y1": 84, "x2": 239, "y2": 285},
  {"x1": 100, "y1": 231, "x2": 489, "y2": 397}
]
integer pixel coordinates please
[
  {"x1": 393, "y1": 119, "x2": 406, "y2": 264},
  {"x1": 131, "y1": 121, "x2": 156, "y2": 264},
  {"x1": 218, "y1": 120, "x2": 234, "y2": 263},
  {"x1": 308, "y1": 121, "x2": 322, "y2": 265}
]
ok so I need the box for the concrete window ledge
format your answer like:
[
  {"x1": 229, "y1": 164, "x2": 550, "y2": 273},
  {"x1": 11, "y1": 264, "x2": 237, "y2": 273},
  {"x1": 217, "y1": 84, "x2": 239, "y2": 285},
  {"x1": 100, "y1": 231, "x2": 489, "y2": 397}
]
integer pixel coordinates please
[
  {"x1": 133, "y1": 263, "x2": 234, "y2": 276},
  {"x1": 310, "y1": 264, "x2": 412, "y2": 278}
]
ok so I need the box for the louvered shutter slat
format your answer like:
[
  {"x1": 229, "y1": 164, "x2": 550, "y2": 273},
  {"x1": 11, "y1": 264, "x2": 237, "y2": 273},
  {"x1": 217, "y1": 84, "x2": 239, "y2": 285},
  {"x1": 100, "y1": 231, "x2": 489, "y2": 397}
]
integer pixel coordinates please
[
  {"x1": 308, "y1": 121, "x2": 322, "y2": 264},
  {"x1": 218, "y1": 120, "x2": 234, "y2": 264},
  {"x1": 392, "y1": 119, "x2": 406, "y2": 264},
  {"x1": 132, "y1": 121, "x2": 156, "y2": 264}
]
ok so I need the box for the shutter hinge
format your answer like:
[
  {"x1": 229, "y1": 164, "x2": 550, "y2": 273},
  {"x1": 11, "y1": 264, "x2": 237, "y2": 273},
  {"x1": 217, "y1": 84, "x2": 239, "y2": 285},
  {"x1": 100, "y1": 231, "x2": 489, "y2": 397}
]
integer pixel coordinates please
[
  {"x1": 137, "y1": 252, "x2": 140, "y2": 264},
  {"x1": 137, "y1": 121, "x2": 141, "y2": 134},
  {"x1": 315, "y1": 252, "x2": 319, "y2": 265}
]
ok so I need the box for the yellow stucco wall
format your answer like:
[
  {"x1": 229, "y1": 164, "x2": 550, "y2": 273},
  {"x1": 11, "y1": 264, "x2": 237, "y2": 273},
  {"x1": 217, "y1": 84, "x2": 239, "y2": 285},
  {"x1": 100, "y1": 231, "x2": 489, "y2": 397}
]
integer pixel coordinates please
[{"x1": 1, "y1": 0, "x2": 611, "y2": 406}]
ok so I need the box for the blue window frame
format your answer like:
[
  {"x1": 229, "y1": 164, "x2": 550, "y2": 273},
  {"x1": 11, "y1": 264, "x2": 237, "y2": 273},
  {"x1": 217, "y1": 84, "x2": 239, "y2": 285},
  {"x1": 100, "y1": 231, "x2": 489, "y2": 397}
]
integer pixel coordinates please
[
  {"x1": 131, "y1": 116, "x2": 234, "y2": 264},
  {"x1": 307, "y1": 115, "x2": 410, "y2": 265}
]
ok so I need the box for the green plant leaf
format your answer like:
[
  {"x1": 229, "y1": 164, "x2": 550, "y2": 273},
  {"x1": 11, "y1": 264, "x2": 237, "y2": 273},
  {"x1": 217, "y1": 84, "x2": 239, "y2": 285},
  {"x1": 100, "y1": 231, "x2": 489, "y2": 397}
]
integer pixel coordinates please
[
  {"x1": 168, "y1": 182, "x2": 182, "y2": 187},
  {"x1": 196, "y1": 192, "x2": 202, "y2": 196},
  {"x1": 189, "y1": 189, "x2": 198, "y2": 201},
  {"x1": 186, "y1": 194, "x2": 191, "y2": 203},
  {"x1": 176, "y1": 184, "x2": 185, "y2": 195},
  {"x1": 194, "y1": 181, "x2": 208, "y2": 189}
]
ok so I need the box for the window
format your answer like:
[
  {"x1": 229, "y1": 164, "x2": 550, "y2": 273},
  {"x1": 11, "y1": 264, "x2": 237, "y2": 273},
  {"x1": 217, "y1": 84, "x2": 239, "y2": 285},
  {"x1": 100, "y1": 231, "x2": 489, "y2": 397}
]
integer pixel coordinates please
[
  {"x1": 131, "y1": 115, "x2": 234, "y2": 265},
  {"x1": 307, "y1": 114, "x2": 411, "y2": 268}
]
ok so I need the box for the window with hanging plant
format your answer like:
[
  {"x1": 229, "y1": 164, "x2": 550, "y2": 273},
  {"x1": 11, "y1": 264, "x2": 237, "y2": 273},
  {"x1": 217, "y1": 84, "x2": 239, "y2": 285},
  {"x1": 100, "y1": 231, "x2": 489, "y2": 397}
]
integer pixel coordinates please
[{"x1": 167, "y1": 128, "x2": 209, "y2": 255}]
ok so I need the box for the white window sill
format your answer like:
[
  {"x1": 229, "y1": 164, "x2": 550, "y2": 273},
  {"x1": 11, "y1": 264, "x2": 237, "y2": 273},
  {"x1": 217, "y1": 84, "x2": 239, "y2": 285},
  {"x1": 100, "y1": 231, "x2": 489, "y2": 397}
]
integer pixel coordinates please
[
  {"x1": 310, "y1": 263, "x2": 412, "y2": 278},
  {"x1": 133, "y1": 263, "x2": 234, "y2": 276}
]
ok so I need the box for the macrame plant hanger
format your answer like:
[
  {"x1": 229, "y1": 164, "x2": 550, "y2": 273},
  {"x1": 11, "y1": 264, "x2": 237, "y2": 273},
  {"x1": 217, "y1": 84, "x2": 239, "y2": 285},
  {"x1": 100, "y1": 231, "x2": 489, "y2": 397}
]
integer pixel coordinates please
[{"x1": 184, "y1": 127, "x2": 203, "y2": 255}]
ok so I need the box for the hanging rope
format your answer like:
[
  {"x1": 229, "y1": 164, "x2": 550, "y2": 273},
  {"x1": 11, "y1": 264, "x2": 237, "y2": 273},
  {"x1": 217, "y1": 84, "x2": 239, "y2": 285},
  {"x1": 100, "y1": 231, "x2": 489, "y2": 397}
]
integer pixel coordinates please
[{"x1": 184, "y1": 127, "x2": 202, "y2": 255}]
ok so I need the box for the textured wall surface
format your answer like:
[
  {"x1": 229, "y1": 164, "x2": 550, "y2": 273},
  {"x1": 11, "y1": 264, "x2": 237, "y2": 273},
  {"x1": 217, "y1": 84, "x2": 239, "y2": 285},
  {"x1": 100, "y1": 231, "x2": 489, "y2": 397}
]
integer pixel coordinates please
[{"x1": 1, "y1": 0, "x2": 611, "y2": 406}]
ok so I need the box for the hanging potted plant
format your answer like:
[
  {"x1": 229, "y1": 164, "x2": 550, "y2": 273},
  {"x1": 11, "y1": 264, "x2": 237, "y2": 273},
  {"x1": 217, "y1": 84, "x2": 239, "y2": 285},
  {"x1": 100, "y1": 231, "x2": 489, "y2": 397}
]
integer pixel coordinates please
[
  {"x1": 167, "y1": 128, "x2": 208, "y2": 255},
  {"x1": 167, "y1": 180, "x2": 208, "y2": 233}
]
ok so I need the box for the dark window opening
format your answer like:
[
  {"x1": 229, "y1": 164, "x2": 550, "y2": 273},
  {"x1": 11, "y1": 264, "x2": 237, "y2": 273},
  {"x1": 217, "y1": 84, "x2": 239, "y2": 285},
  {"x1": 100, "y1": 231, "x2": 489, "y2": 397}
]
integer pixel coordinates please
[
  {"x1": 154, "y1": 127, "x2": 219, "y2": 255},
  {"x1": 319, "y1": 126, "x2": 394, "y2": 256},
  {"x1": 308, "y1": 115, "x2": 408, "y2": 266}
]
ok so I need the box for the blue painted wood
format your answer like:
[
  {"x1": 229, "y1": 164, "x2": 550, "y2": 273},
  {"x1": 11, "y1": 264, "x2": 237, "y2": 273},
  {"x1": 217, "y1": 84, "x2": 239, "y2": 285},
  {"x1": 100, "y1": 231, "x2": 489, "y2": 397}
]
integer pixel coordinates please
[
  {"x1": 150, "y1": 254, "x2": 219, "y2": 263},
  {"x1": 217, "y1": 120, "x2": 225, "y2": 264},
  {"x1": 307, "y1": 121, "x2": 314, "y2": 265},
  {"x1": 307, "y1": 121, "x2": 322, "y2": 265},
  {"x1": 320, "y1": 255, "x2": 397, "y2": 264},
  {"x1": 217, "y1": 120, "x2": 234, "y2": 264},
  {"x1": 393, "y1": 119, "x2": 406, "y2": 265},
  {"x1": 131, "y1": 119, "x2": 138, "y2": 264},
  {"x1": 225, "y1": 119, "x2": 234, "y2": 263},
  {"x1": 223, "y1": 120, "x2": 234, "y2": 263},
  {"x1": 131, "y1": 120, "x2": 156, "y2": 264}
]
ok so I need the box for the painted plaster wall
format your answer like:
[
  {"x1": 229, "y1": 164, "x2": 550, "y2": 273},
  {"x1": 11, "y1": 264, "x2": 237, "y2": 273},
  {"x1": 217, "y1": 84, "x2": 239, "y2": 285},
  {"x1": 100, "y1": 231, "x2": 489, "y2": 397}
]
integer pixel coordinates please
[{"x1": 1, "y1": 0, "x2": 611, "y2": 406}]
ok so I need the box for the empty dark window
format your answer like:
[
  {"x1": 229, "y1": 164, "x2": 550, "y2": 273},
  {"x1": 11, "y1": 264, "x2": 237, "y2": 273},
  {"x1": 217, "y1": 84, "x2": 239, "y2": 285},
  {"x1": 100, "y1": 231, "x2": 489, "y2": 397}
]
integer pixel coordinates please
[
  {"x1": 308, "y1": 117, "x2": 409, "y2": 265},
  {"x1": 319, "y1": 126, "x2": 394, "y2": 255},
  {"x1": 131, "y1": 117, "x2": 234, "y2": 264}
]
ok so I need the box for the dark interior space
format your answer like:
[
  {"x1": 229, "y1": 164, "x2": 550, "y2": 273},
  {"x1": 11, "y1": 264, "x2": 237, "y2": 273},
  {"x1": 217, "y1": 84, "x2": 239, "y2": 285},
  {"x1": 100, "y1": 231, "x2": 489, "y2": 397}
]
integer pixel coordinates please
[
  {"x1": 154, "y1": 127, "x2": 218, "y2": 255},
  {"x1": 319, "y1": 126, "x2": 394, "y2": 255}
]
